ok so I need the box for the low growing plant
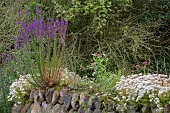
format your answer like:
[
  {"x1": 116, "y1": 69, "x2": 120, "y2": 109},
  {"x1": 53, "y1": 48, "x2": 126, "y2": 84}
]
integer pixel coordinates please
[
  {"x1": 8, "y1": 74, "x2": 36, "y2": 104},
  {"x1": 115, "y1": 73, "x2": 170, "y2": 112}
]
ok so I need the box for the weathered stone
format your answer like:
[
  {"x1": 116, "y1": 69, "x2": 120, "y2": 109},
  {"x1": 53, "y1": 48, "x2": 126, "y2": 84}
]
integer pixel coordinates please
[
  {"x1": 38, "y1": 89, "x2": 46, "y2": 103},
  {"x1": 127, "y1": 109, "x2": 136, "y2": 113},
  {"x1": 25, "y1": 104, "x2": 33, "y2": 113},
  {"x1": 61, "y1": 86, "x2": 71, "y2": 95},
  {"x1": 126, "y1": 103, "x2": 137, "y2": 110},
  {"x1": 64, "y1": 95, "x2": 72, "y2": 110},
  {"x1": 61, "y1": 105, "x2": 69, "y2": 113},
  {"x1": 29, "y1": 90, "x2": 35, "y2": 103},
  {"x1": 118, "y1": 111, "x2": 126, "y2": 113},
  {"x1": 79, "y1": 92, "x2": 88, "y2": 106},
  {"x1": 108, "y1": 111, "x2": 116, "y2": 113},
  {"x1": 33, "y1": 90, "x2": 39, "y2": 102},
  {"x1": 51, "y1": 90, "x2": 60, "y2": 105},
  {"x1": 95, "y1": 101, "x2": 102, "y2": 110},
  {"x1": 71, "y1": 93, "x2": 80, "y2": 110},
  {"x1": 116, "y1": 104, "x2": 125, "y2": 112},
  {"x1": 59, "y1": 96, "x2": 64, "y2": 104},
  {"x1": 26, "y1": 104, "x2": 33, "y2": 113},
  {"x1": 41, "y1": 103, "x2": 51, "y2": 113},
  {"x1": 42, "y1": 101, "x2": 48, "y2": 108},
  {"x1": 164, "y1": 104, "x2": 170, "y2": 113},
  {"x1": 151, "y1": 107, "x2": 159, "y2": 113},
  {"x1": 126, "y1": 103, "x2": 136, "y2": 113},
  {"x1": 93, "y1": 109, "x2": 102, "y2": 113},
  {"x1": 77, "y1": 107, "x2": 85, "y2": 113},
  {"x1": 88, "y1": 95, "x2": 98, "y2": 110},
  {"x1": 31, "y1": 102, "x2": 41, "y2": 113},
  {"x1": 108, "y1": 103, "x2": 114, "y2": 112},
  {"x1": 11, "y1": 104, "x2": 22, "y2": 113},
  {"x1": 45, "y1": 88, "x2": 54, "y2": 104},
  {"x1": 20, "y1": 102, "x2": 32, "y2": 113},
  {"x1": 85, "y1": 108, "x2": 93, "y2": 113},
  {"x1": 142, "y1": 106, "x2": 151, "y2": 113},
  {"x1": 51, "y1": 104, "x2": 61, "y2": 113},
  {"x1": 69, "y1": 109, "x2": 76, "y2": 113}
]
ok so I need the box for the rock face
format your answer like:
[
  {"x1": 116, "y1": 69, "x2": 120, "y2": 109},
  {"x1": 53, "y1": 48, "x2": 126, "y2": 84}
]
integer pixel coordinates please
[
  {"x1": 45, "y1": 88, "x2": 54, "y2": 104},
  {"x1": 88, "y1": 95, "x2": 98, "y2": 110},
  {"x1": 63, "y1": 95, "x2": 72, "y2": 110},
  {"x1": 31, "y1": 102, "x2": 41, "y2": 113},
  {"x1": 164, "y1": 104, "x2": 170, "y2": 113},
  {"x1": 12, "y1": 87, "x2": 170, "y2": 113},
  {"x1": 51, "y1": 90, "x2": 60, "y2": 105},
  {"x1": 142, "y1": 106, "x2": 151, "y2": 113},
  {"x1": 11, "y1": 104, "x2": 22, "y2": 113}
]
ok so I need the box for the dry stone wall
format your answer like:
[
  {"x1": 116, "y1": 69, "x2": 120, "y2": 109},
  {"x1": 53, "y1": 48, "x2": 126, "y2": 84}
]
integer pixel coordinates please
[{"x1": 11, "y1": 86, "x2": 170, "y2": 113}]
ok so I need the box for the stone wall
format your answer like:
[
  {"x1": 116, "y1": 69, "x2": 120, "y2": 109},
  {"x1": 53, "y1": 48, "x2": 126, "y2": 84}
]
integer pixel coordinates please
[{"x1": 12, "y1": 86, "x2": 170, "y2": 113}]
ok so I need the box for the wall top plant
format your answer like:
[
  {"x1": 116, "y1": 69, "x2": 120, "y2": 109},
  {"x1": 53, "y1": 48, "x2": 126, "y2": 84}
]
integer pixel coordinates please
[
  {"x1": 11, "y1": 5, "x2": 69, "y2": 89},
  {"x1": 115, "y1": 73, "x2": 170, "y2": 112}
]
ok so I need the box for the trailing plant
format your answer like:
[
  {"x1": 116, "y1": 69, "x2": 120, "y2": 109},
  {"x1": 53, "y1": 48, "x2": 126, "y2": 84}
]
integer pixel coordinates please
[
  {"x1": 115, "y1": 73, "x2": 170, "y2": 112},
  {"x1": 8, "y1": 74, "x2": 35, "y2": 104}
]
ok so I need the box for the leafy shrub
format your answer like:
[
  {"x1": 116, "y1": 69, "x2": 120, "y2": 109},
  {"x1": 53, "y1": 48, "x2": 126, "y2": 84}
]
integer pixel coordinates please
[
  {"x1": 84, "y1": 53, "x2": 121, "y2": 93},
  {"x1": 87, "y1": 53, "x2": 112, "y2": 81}
]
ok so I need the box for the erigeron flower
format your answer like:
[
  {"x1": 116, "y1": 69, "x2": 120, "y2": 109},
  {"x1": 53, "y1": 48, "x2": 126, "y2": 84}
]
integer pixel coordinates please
[
  {"x1": 124, "y1": 103, "x2": 127, "y2": 109},
  {"x1": 115, "y1": 73, "x2": 170, "y2": 110},
  {"x1": 8, "y1": 74, "x2": 35, "y2": 104},
  {"x1": 122, "y1": 96, "x2": 126, "y2": 100}
]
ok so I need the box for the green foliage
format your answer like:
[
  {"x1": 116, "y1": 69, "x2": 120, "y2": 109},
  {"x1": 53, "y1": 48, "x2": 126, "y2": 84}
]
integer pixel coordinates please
[
  {"x1": 0, "y1": 74, "x2": 11, "y2": 113},
  {"x1": 0, "y1": 60, "x2": 17, "y2": 113},
  {"x1": 133, "y1": 0, "x2": 170, "y2": 23},
  {"x1": 54, "y1": 0, "x2": 112, "y2": 32},
  {"x1": 84, "y1": 53, "x2": 121, "y2": 92},
  {"x1": 87, "y1": 53, "x2": 111, "y2": 81},
  {"x1": 25, "y1": 2, "x2": 43, "y2": 18},
  {"x1": 131, "y1": 0, "x2": 170, "y2": 75}
]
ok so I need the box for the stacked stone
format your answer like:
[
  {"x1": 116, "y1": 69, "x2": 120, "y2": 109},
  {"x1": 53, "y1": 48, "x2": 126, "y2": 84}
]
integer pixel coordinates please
[
  {"x1": 12, "y1": 86, "x2": 170, "y2": 113},
  {"x1": 12, "y1": 87, "x2": 116, "y2": 113}
]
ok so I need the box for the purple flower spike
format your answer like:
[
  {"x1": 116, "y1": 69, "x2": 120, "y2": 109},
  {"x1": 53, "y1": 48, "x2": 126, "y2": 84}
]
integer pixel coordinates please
[
  {"x1": 48, "y1": 18, "x2": 53, "y2": 22},
  {"x1": 60, "y1": 20, "x2": 66, "y2": 33},
  {"x1": 55, "y1": 19, "x2": 60, "y2": 31},
  {"x1": 26, "y1": 10, "x2": 29, "y2": 15},
  {"x1": 21, "y1": 32, "x2": 27, "y2": 40},
  {"x1": 135, "y1": 64, "x2": 140, "y2": 69},
  {"x1": 39, "y1": 17, "x2": 45, "y2": 37},
  {"x1": 18, "y1": 11, "x2": 21, "y2": 17},
  {"x1": 36, "y1": 5, "x2": 39, "y2": 14}
]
